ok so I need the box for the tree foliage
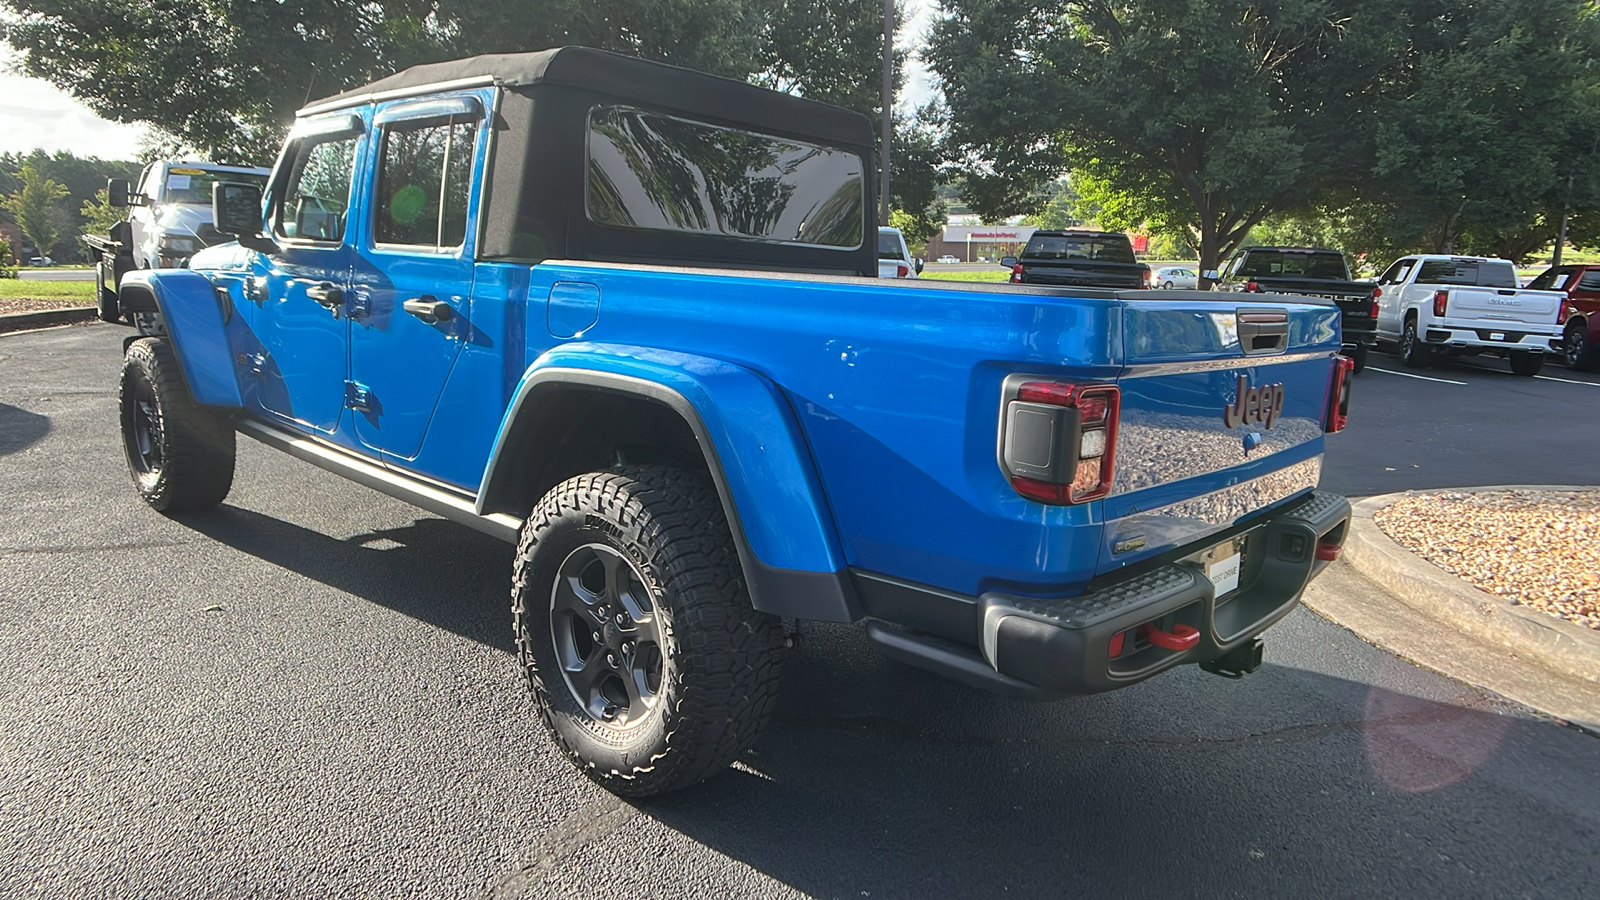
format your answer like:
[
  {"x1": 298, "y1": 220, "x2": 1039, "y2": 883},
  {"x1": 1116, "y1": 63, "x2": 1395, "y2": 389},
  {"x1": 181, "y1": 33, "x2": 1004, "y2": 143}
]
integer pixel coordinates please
[
  {"x1": 929, "y1": 0, "x2": 1393, "y2": 281},
  {"x1": 1, "y1": 162, "x2": 69, "y2": 259},
  {"x1": 0, "y1": 150, "x2": 140, "y2": 260},
  {"x1": 1, "y1": 1, "x2": 902, "y2": 164}
]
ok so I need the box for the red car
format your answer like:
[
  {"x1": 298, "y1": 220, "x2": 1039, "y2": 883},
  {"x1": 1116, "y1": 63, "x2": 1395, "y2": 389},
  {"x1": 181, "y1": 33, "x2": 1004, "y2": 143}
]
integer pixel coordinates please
[{"x1": 1527, "y1": 264, "x2": 1600, "y2": 370}]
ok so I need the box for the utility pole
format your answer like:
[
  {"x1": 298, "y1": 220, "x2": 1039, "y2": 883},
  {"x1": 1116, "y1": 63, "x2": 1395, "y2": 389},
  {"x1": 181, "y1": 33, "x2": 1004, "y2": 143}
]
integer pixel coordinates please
[
  {"x1": 1555, "y1": 174, "x2": 1574, "y2": 267},
  {"x1": 880, "y1": 0, "x2": 894, "y2": 226}
]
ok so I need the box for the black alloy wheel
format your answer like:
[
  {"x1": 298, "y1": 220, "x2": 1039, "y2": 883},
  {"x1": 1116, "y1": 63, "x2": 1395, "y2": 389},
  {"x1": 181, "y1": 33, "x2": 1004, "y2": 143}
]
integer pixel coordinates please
[
  {"x1": 1400, "y1": 318, "x2": 1432, "y2": 368},
  {"x1": 548, "y1": 543, "x2": 664, "y2": 727},
  {"x1": 118, "y1": 338, "x2": 236, "y2": 512},
  {"x1": 125, "y1": 375, "x2": 164, "y2": 487}
]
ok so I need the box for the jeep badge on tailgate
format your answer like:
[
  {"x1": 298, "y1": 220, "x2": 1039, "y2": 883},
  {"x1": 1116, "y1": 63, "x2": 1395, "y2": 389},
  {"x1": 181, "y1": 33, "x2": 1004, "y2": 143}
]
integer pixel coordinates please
[{"x1": 1224, "y1": 376, "x2": 1285, "y2": 429}]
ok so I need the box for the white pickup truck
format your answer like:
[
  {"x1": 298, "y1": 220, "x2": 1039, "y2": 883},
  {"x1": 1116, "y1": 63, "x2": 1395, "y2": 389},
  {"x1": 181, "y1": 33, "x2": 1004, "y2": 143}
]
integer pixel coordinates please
[{"x1": 1374, "y1": 254, "x2": 1564, "y2": 376}]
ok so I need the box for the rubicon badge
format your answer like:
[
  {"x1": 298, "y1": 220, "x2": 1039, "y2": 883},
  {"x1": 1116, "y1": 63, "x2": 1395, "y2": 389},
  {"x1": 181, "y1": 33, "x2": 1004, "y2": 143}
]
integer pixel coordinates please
[{"x1": 1224, "y1": 375, "x2": 1285, "y2": 429}]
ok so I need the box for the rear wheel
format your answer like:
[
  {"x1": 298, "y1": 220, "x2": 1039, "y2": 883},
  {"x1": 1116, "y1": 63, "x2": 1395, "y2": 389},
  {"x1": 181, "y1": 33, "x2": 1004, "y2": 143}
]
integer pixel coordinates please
[
  {"x1": 119, "y1": 338, "x2": 236, "y2": 512},
  {"x1": 1345, "y1": 343, "x2": 1369, "y2": 373},
  {"x1": 1564, "y1": 322, "x2": 1599, "y2": 371},
  {"x1": 1400, "y1": 318, "x2": 1433, "y2": 368},
  {"x1": 95, "y1": 262, "x2": 120, "y2": 323},
  {"x1": 512, "y1": 466, "x2": 786, "y2": 797},
  {"x1": 1509, "y1": 351, "x2": 1544, "y2": 377},
  {"x1": 1162, "y1": 280, "x2": 1174, "y2": 289}
]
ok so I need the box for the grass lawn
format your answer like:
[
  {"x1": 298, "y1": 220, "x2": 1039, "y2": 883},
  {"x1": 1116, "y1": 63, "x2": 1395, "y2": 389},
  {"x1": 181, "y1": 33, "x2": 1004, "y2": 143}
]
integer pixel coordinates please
[{"x1": 0, "y1": 278, "x2": 97, "y2": 315}]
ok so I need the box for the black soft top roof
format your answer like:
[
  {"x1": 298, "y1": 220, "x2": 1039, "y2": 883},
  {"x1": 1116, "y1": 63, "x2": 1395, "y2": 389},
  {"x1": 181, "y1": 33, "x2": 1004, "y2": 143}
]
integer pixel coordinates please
[{"x1": 305, "y1": 46, "x2": 873, "y2": 148}]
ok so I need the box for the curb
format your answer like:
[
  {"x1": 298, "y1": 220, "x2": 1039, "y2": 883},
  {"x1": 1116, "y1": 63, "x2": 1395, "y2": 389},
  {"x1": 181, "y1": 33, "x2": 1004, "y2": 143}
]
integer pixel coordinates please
[
  {"x1": 0, "y1": 306, "x2": 99, "y2": 332},
  {"x1": 1341, "y1": 486, "x2": 1600, "y2": 687}
]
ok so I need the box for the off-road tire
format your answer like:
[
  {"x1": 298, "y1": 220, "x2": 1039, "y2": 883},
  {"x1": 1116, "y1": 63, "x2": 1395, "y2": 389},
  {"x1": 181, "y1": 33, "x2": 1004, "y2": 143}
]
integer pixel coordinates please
[
  {"x1": 1509, "y1": 351, "x2": 1544, "y2": 377},
  {"x1": 1564, "y1": 322, "x2": 1599, "y2": 372},
  {"x1": 95, "y1": 262, "x2": 119, "y2": 323},
  {"x1": 1345, "y1": 343, "x2": 1369, "y2": 373},
  {"x1": 1400, "y1": 317, "x2": 1433, "y2": 368},
  {"x1": 512, "y1": 466, "x2": 786, "y2": 797},
  {"x1": 119, "y1": 338, "x2": 236, "y2": 512}
]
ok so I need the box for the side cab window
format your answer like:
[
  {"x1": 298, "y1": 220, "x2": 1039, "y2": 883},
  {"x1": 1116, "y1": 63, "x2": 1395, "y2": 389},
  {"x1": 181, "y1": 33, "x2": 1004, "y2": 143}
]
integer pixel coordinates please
[
  {"x1": 1379, "y1": 258, "x2": 1416, "y2": 285},
  {"x1": 370, "y1": 95, "x2": 484, "y2": 252},
  {"x1": 135, "y1": 164, "x2": 159, "y2": 203},
  {"x1": 273, "y1": 124, "x2": 362, "y2": 243}
]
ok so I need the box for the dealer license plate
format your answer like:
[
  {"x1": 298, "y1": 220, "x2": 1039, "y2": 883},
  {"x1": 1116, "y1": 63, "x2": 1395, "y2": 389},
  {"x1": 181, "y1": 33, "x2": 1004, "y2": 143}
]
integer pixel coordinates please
[{"x1": 1199, "y1": 538, "x2": 1244, "y2": 600}]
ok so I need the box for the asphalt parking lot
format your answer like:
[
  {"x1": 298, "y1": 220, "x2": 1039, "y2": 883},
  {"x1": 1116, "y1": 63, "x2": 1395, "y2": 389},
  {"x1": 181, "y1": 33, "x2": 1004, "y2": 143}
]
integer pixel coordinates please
[{"x1": 1, "y1": 324, "x2": 1596, "y2": 899}]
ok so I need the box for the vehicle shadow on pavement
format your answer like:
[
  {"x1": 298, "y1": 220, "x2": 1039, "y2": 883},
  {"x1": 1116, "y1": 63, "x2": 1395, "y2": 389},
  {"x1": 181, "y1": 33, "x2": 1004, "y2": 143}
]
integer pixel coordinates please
[
  {"x1": 173, "y1": 505, "x2": 516, "y2": 652},
  {"x1": 0, "y1": 403, "x2": 50, "y2": 456},
  {"x1": 623, "y1": 629, "x2": 1599, "y2": 899}
]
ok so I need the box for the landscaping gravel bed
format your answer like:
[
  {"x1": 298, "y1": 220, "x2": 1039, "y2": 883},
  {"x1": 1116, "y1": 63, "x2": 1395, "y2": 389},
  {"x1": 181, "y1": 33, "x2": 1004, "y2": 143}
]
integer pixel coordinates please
[
  {"x1": 0, "y1": 296, "x2": 91, "y2": 315},
  {"x1": 1375, "y1": 490, "x2": 1600, "y2": 631}
]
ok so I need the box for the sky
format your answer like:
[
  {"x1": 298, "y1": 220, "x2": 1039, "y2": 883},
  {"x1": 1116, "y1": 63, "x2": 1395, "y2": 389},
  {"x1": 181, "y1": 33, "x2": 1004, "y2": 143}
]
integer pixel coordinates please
[{"x1": 0, "y1": 3, "x2": 938, "y2": 161}]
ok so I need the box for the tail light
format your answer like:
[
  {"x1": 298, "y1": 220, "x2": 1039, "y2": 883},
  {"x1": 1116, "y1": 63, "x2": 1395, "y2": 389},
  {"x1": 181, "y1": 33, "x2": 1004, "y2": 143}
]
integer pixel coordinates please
[
  {"x1": 1010, "y1": 263, "x2": 1024, "y2": 283},
  {"x1": 1245, "y1": 280, "x2": 1260, "y2": 292},
  {"x1": 897, "y1": 263, "x2": 909, "y2": 278},
  {"x1": 1325, "y1": 356, "x2": 1354, "y2": 433},
  {"x1": 1372, "y1": 286, "x2": 1382, "y2": 299},
  {"x1": 1142, "y1": 268, "x2": 1153, "y2": 288},
  {"x1": 1370, "y1": 299, "x2": 1380, "y2": 318},
  {"x1": 1433, "y1": 289, "x2": 1449, "y2": 317},
  {"x1": 1000, "y1": 379, "x2": 1120, "y2": 504}
]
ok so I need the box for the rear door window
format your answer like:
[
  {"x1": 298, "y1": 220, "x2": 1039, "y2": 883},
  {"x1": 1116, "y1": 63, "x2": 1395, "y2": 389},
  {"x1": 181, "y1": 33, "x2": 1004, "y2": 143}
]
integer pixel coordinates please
[
  {"x1": 1416, "y1": 259, "x2": 1519, "y2": 288},
  {"x1": 374, "y1": 115, "x2": 478, "y2": 249},
  {"x1": 1578, "y1": 270, "x2": 1600, "y2": 292}
]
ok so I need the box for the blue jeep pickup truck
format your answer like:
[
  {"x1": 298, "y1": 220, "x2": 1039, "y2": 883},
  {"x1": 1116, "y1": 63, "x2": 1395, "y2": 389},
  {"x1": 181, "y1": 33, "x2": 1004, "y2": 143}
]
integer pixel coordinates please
[{"x1": 112, "y1": 47, "x2": 1354, "y2": 796}]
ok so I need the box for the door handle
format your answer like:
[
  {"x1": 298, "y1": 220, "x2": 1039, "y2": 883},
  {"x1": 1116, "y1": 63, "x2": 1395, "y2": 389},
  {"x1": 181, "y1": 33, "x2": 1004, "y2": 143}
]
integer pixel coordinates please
[
  {"x1": 402, "y1": 296, "x2": 453, "y2": 324},
  {"x1": 306, "y1": 283, "x2": 343, "y2": 309}
]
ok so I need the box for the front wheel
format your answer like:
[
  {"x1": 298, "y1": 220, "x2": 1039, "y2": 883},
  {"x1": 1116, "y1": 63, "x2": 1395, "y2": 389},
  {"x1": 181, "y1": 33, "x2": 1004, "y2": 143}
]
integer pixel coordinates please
[
  {"x1": 512, "y1": 466, "x2": 787, "y2": 797},
  {"x1": 1400, "y1": 318, "x2": 1433, "y2": 368},
  {"x1": 119, "y1": 338, "x2": 236, "y2": 512},
  {"x1": 1509, "y1": 351, "x2": 1544, "y2": 377}
]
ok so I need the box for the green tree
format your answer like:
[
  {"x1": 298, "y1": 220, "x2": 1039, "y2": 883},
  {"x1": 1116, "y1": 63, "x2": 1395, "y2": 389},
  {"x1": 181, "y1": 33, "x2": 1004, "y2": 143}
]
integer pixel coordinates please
[
  {"x1": 1, "y1": 1, "x2": 894, "y2": 162},
  {"x1": 80, "y1": 188, "x2": 124, "y2": 235},
  {"x1": 0, "y1": 236, "x2": 16, "y2": 278},
  {"x1": 1, "y1": 163, "x2": 70, "y2": 260},
  {"x1": 929, "y1": 0, "x2": 1396, "y2": 284}
]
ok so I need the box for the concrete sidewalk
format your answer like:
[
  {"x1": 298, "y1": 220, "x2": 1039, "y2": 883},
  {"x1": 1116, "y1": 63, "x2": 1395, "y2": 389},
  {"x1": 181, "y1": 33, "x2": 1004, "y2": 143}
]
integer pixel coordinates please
[{"x1": 1305, "y1": 487, "x2": 1600, "y2": 734}]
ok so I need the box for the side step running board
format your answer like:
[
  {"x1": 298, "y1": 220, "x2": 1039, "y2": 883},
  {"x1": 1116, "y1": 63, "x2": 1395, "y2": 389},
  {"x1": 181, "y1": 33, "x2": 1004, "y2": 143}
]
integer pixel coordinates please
[{"x1": 234, "y1": 418, "x2": 524, "y2": 544}]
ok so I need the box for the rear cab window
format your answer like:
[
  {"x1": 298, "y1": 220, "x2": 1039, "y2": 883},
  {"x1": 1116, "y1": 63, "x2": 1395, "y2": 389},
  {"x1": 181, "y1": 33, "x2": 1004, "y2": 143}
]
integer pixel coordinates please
[
  {"x1": 1416, "y1": 259, "x2": 1519, "y2": 289},
  {"x1": 1021, "y1": 233, "x2": 1135, "y2": 263},
  {"x1": 1237, "y1": 250, "x2": 1349, "y2": 279},
  {"x1": 586, "y1": 105, "x2": 865, "y2": 250}
]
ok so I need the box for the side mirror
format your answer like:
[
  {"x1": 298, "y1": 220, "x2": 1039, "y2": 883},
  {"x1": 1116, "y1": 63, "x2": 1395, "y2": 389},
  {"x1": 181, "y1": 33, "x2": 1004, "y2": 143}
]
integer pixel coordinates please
[
  {"x1": 212, "y1": 182, "x2": 277, "y2": 253},
  {"x1": 914, "y1": 258, "x2": 924, "y2": 274},
  {"x1": 107, "y1": 178, "x2": 130, "y2": 208},
  {"x1": 1202, "y1": 269, "x2": 1221, "y2": 281},
  {"x1": 1001, "y1": 256, "x2": 1018, "y2": 268}
]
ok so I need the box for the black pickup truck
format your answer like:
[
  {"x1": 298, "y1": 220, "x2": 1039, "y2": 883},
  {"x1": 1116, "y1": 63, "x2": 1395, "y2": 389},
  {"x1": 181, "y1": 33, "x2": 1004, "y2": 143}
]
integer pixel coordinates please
[
  {"x1": 1001, "y1": 230, "x2": 1151, "y2": 289},
  {"x1": 1211, "y1": 247, "x2": 1377, "y2": 371}
]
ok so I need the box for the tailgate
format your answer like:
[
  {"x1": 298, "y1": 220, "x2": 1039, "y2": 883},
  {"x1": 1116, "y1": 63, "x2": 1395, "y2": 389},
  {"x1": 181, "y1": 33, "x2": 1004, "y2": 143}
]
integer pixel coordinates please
[
  {"x1": 1097, "y1": 296, "x2": 1340, "y2": 575},
  {"x1": 1024, "y1": 260, "x2": 1145, "y2": 289},
  {"x1": 1444, "y1": 287, "x2": 1563, "y2": 323}
]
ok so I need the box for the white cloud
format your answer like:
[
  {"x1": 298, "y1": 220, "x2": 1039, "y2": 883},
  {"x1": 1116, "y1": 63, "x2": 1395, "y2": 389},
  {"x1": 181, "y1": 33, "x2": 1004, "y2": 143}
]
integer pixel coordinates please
[
  {"x1": 901, "y1": 0, "x2": 940, "y2": 112},
  {"x1": 0, "y1": 49, "x2": 146, "y2": 160}
]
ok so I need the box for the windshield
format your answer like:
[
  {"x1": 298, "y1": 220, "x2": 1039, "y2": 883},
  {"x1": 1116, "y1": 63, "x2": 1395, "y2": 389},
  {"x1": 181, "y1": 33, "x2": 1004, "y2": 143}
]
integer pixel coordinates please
[
  {"x1": 1237, "y1": 250, "x2": 1349, "y2": 280},
  {"x1": 1416, "y1": 259, "x2": 1519, "y2": 288},
  {"x1": 161, "y1": 168, "x2": 268, "y2": 206},
  {"x1": 1021, "y1": 234, "x2": 1136, "y2": 263},
  {"x1": 877, "y1": 231, "x2": 905, "y2": 260}
]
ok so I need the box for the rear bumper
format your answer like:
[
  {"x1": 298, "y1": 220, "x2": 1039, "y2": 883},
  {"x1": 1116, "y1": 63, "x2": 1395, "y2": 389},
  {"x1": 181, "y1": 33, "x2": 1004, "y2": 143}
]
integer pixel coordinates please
[
  {"x1": 861, "y1": 490, "x2": 1351, "y2": 699},
  {"x1": 1424, "y1": 322, "x2": 1561, "y2": 352}
]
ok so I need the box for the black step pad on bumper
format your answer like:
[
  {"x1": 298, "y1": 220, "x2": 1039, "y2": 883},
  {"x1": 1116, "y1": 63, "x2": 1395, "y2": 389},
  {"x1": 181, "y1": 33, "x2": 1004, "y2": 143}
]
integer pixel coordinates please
[{"x1": 863, "y1": 491, "x2": 1352, "y2": 698}]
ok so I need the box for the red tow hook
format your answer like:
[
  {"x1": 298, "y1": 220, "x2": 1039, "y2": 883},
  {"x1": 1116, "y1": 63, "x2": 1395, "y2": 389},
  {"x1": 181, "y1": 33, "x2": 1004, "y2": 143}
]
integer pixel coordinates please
[
  {"x1": 1138, "y1": 622, "x2": 1199, "y2": 651},
  {"x1": 1316, "y1": 541, "x2": 1342, "y2": 561}
]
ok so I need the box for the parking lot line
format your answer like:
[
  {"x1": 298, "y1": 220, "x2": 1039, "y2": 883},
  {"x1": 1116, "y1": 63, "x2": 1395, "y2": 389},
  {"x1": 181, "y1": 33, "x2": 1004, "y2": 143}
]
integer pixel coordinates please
[
  {"x1": 1366, "y1": 367, "x2": 1467, "y2": 385},
  {"x1": 1534, "y1": 374, "x2": 1600, "y2": 387}
]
